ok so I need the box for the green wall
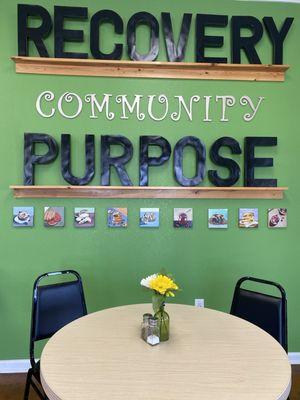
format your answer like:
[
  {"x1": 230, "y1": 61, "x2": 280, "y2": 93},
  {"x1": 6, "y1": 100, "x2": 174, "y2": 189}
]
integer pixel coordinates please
[{"x1": 1, "y1": 0, "x2": 299, "y2": 359}]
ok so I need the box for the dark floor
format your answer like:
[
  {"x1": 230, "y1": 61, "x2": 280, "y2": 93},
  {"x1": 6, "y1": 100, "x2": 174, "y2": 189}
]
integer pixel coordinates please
[
  {"x1": 0, "y1": 374, "x2": 39, "y2": 400},
  {"x1": 1, "y1": 367, "x2": 300, "y2": 399}
]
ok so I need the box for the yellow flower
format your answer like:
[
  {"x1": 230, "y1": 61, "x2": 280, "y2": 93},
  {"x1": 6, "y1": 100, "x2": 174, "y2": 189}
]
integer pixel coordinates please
[{"x1": 149, "y1": 274, "x2": 179, "y2": 296}]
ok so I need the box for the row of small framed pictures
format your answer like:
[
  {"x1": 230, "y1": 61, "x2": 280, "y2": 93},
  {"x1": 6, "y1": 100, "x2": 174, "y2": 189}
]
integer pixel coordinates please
[{"x1": 12, "y1": 207, "x2": 287, "y2": 229}]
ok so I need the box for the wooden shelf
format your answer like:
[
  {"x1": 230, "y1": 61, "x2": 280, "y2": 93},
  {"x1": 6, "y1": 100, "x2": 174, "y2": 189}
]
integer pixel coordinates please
[
  {"x1": 10, "y1": 186, "x2": 287, "y2": 199},
  {"x1": 11, "y1": 57, "x2": 289, "y2": 81}
]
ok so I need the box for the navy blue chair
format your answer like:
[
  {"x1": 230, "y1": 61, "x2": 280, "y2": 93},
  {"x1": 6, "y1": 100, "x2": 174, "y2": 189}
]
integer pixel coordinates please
[
  {"x1": 24, "y1": 270, "x2": 87, "y2": 400},
  {"x1": 230, "y1": 276, "x2": 287, "y2": 352}
]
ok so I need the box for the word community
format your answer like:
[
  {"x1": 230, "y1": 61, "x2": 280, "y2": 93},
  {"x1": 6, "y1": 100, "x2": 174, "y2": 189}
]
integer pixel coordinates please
[
  {"x1": 18, "y1": 5, "x2": 293, "y2": 64},
  {"x1": 36, "y1": 91, "x2": 264, "y2": 123}
]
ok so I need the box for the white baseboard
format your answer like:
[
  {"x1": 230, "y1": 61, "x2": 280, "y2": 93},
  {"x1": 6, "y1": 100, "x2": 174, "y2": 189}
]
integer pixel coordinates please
[
  {"x1": 0, "y1": 353, "x2": 300, "y2": 373},
  {"x1": 288, "y1": 352, "x2": 300, "y2": 364},
  {"x1": 0, "y1": 359, "x2": 31, "y2": 373}
]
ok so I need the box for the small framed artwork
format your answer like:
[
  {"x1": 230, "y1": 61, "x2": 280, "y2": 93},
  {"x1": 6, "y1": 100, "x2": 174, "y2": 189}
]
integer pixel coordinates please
[
  {"x1": 107, "y1": 208, "x2": 128, "y2": 228},
  {"x1": 239, "y1": 208, "x2": 258, "y2": 228},
  {"x1": 13, "y1": 207, "x2": 34, "y2": 227},
  {"x1": 208, "y1": 209, "x2": 228, "y2": 229},
  {"x1": 140, "y1": 208, "x2": 159, "y2": 228},
  {"x1": 44, "y1": 207, "x2": 65, "y2": 227},
  {"x1": 74, "y1": 208, "x2": 95, "y2": 228},
  {"x1": 173, "y1": 208, "x2": 193, "y2": 228},
  {"x1": 268, "y1": 208, "x2": 287, "y2": 228}
]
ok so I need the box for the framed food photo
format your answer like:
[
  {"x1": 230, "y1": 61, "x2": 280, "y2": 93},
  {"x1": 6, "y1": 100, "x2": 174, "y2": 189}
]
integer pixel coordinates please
[
  {"x1": 13, "y1": 207, "x2": 34, "y2": 227},
  {"x1": 74, "y1": 208, "x2": 95, "y2": 228},
  {"x1": 107, "y1": 208, "x2": 128, "y2": 228},
  {"x1": 139, "y1": 208, "x2": 159, "y2": 228},
  {"x1": 44, "y1": 207, "x2": 65, "y2": 227},
  {"x1": 208, "y1": 209, "x2": 228, "y2": 229},
  {"x1": 173, "y1": 208, "x2": 193, "y2": 228},
  {"x1": 268, "y1": 208, "x2": 287, "y2": 228},
  {"x1": 239, "y1": 208, "x2": 258, "y2": 229}
]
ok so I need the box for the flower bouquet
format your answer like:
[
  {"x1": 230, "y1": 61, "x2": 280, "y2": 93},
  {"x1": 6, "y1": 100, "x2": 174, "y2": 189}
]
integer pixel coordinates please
[{"x1": 140, "y1": 273, "x2": 179, "y2": 341}]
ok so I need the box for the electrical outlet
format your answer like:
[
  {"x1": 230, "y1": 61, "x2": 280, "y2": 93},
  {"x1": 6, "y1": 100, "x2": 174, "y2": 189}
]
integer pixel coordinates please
[{"x1": 195, "y1": 298, "x2": 205, "y2": 308}]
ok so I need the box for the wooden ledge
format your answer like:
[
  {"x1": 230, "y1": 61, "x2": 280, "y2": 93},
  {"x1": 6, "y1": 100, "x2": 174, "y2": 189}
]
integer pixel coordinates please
[
  {"x1": 11, "y1": 57, "x2": 289, "y2": 81},
  {"x1": 10, "y1": 186, "x2": 288, "y2": 199}
]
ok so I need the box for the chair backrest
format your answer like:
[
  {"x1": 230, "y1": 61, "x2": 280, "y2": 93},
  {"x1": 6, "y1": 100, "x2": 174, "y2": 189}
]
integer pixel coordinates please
[
  {"x1": 30, "y1": 270, "x2": 87, "y2": 365},
  {"x1": 230, "y1": 276, "x2": 287, "y2": 352}
]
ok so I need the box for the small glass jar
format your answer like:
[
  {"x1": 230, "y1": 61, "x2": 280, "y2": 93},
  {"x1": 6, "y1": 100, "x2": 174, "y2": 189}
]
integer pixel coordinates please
[
  {"x1": 141, "y1": 313, "x2": 152, "y2": 341},
  {"x1": 147, "y1": 317, "x2": 160, "y2": 346},
  {"x1": 154, "y1": 307, "x2": 170, "y2": 342}
]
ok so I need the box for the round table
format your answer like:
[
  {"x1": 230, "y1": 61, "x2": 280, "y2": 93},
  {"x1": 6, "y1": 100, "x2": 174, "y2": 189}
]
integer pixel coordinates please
[{"x1": 40, "y1": 304, "x2": 291, "y2": 400}]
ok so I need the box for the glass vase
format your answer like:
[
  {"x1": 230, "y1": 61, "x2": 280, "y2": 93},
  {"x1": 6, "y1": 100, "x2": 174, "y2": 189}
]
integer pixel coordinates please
[{"x1": 152, "y1": 294, "x2": 170, "y2": 342}]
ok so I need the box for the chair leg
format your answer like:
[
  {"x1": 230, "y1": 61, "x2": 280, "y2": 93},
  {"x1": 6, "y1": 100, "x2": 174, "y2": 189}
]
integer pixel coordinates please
[
  {"x1": 24, "y1": 368, "x2": 48, "y2": 400},
  {"x1": 23, "y1": 369, "x2": 32, "y2": 400},
  {"x1": 31, "y1": 376, "x2": 48, "y2": 400},
  {"x1": 31, "y1": 378, "x2": 47, "y2": 400}
]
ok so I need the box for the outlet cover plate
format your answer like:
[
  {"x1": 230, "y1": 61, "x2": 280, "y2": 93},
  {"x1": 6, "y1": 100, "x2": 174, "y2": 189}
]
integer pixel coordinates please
[{"x1": 195, "y1": 298, "x2": 205, "y2": 308}]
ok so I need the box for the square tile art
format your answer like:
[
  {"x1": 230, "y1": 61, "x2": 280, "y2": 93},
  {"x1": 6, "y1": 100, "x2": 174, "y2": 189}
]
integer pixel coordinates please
[
  {"x1": 208, "y1": 209, "x2": 228, "y2": 228},
  {"x1": 74, "y1": 208, "x2": 95, "y2": 228},
  {"x1": 238, "y1": 208, "x2": 258, "y2": 228},
  {"x1": 13, "y1": 207, "x2": 34, "y2": 227},
  {"x1": 139, "y1": 208, "x2": 159, "y2": 228},
  {"x1": 268, "y1": 208, "x2": 287, "y2": 228},
  {"x1": 44, "y1": 207, "x2": 65, "y2": 227},
  {"x1": 173, "y1": 208, "x2": 193, "y2": 228},
  {"x1": 107, "y1": 208, "x2": 128, "y2": 228}
]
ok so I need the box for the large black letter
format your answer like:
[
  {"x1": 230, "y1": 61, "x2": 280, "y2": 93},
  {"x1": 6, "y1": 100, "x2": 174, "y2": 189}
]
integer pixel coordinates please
[
  {"x1": 139, "y1": 136, "x2": 171, "y2": 186},
  {"x1": 244, "y1": 137, "x2": 277, "y2": 187},
  {"x1": 162, "y1": 12, "x2": 192, "y2": 62},
  {"x1": 127, "y1": 12, "x2": 159, "y2": 61},
  {"x1": 174, "y1": 136, "x2": 206, "y2": 186},
  {"x1": 54, "y1": 6, "x2": 88, "y2": 58},
  {"x1": 18, "y1": 4, "x2": 52, "y2": 57},
  {"x1": 263, "y1": 17, "x2": 294, "y2": 64},
  {"x1": 208, "y1": 137, "x2": 242, "y2": 187},
  {"x1": 61, "y1": 134, "x2": 95, "y2": 185},
  {"x1": 24, "y1": 133, "x2": 58, "y2": 185},
  {"x1": 231, "y1": 16, "x2": 263, "y2": 64},
  {"x1": 90, "y1": 10, "x2": 123, "y2": 60},
  {"x1": 101, "y1": 135, "x2": 133, "y2": 186},
  {"x1": 196, "y1": 14, "x2": 228, "y2": 63}
]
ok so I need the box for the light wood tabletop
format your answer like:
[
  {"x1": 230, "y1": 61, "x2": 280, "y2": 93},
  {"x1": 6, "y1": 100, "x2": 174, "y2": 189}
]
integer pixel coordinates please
[{"x1": 40, "y1": 303, "x2": 291, "y2": 400}]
